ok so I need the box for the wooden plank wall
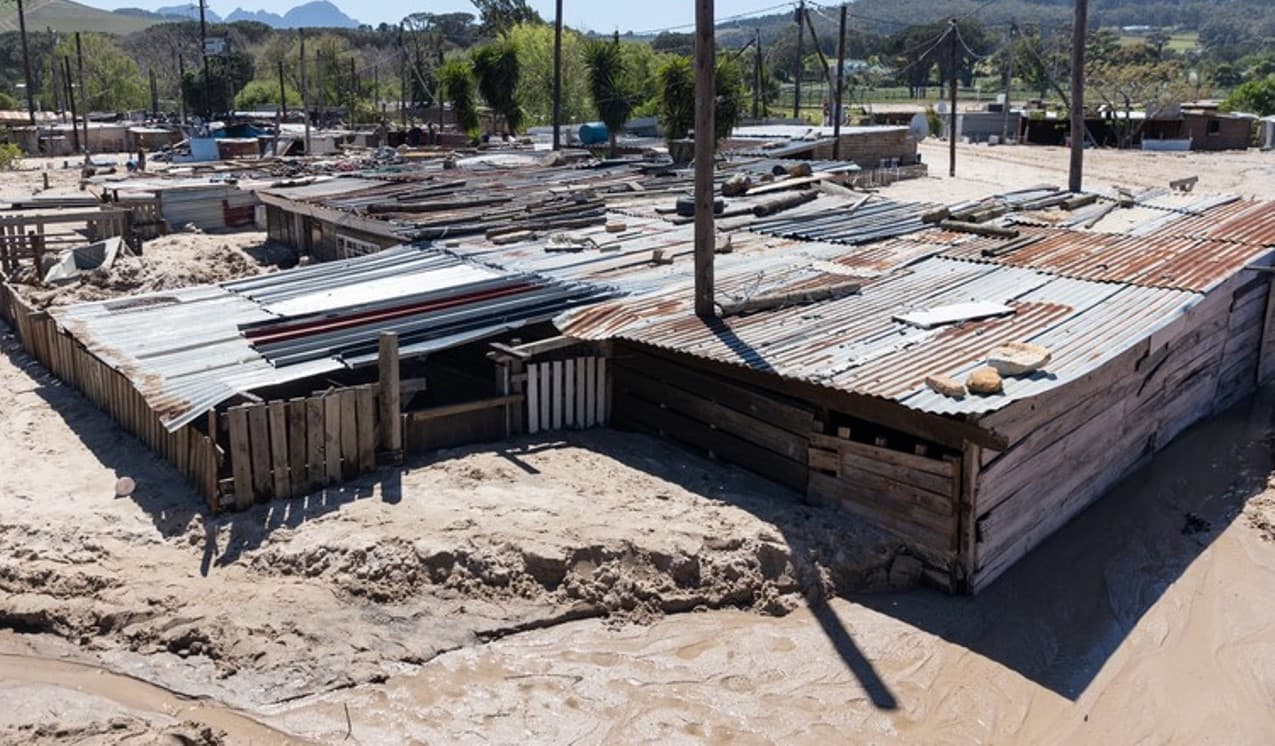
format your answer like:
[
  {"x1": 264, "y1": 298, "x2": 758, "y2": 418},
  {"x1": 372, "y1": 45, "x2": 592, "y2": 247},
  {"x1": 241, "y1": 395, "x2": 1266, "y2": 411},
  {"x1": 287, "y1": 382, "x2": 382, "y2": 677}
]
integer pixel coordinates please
[
  {"x1": 222, "y1": 385, "x2": 380, "y2": 509},
  {"x1": 969, "y1": 272, "x2": 1274, "y2": 592},
  {"x1": 0, "y1": 280, "x2": 221, "y2": 507},
  {"x1": 610, "y1": 346, "x2": 815, "y2": 491},
  {"x1": 525, "y1": 356, "x2": 609, "y2": 434},
  {"x1": 807, "y1": 432, "x2": 960, "y2": 569}
]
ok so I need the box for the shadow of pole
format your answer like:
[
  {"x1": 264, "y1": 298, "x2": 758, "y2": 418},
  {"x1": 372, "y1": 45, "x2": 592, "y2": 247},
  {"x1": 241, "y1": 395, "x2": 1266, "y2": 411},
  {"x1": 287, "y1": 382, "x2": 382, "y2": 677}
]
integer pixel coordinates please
[{"x1": 811, "y1": 601, "x2": 900, "y2": 710}]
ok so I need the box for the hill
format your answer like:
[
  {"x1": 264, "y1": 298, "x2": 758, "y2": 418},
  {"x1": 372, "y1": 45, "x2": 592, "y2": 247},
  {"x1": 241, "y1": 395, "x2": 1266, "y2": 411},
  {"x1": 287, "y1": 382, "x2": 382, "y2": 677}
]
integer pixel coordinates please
[
  {"x1": 156, "y1": 3, "x2": 223, "y2": 23},
  {"x1": 0, "y1": 0, "x2": 158, "y2": 34},
  {"x1": 225, "y1": 1, "x2": 359, "y2": 29}
]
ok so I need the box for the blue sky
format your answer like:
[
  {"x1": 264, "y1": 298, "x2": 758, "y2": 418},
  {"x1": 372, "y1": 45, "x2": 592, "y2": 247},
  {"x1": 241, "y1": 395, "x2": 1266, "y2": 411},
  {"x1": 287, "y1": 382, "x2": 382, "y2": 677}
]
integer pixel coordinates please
[{"x1": 83, "y1": 0, "x2": 795, "y2": 34}]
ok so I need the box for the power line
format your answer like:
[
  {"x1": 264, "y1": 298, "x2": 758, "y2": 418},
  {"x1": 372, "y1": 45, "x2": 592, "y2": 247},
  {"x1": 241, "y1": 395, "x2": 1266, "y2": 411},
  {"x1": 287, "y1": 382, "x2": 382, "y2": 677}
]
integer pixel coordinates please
[{"x1": 629, "y1": 1, "x2": 796, "y2": 37}]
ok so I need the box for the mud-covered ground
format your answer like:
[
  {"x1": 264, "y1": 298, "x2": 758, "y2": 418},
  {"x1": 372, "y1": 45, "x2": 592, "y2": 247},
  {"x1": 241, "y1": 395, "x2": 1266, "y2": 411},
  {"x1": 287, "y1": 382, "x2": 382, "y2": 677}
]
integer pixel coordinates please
[
  {"x1": 0, "y1": 322, "x2": 901, "y2": 741},
  {"x1": 2, "y1": 147, "x2": 1275, "y2": 743}
]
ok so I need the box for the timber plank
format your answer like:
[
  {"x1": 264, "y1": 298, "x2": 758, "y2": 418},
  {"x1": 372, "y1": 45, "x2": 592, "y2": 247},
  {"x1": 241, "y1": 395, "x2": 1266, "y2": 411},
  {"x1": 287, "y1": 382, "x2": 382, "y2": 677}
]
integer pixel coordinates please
[
  {"x1": 807, "y1": 471, "x2": 954, "y2": 563},
  {"x1": 551, "y1": 360, "x2": 563, "y2": 430},
  {"x1": 306, "y1": 397, "x2": 325, "y2": 490},
  {"x1": 835, "y1": 457, "x2": 956, "y2": 517},
  {"x1": 810, "y1": 432, "x2": 955, "y2": 477},
  {"x1": 618, "y1": 347, "x2": 815, "y2": 435},
  {"x1": 247, "y1": 404, "x2": 272, "y2": 500},
  {"x1": 615, "y1": 367, "x2": 808, "y2": 463},
  {"x1": 614, "y1": 394, "x2": 808, "y2": 491},
  {"x1": 286, "y1": 399, "x2": 308, "y2": 497},
  {"x1": 564, "y1": 359, "x2": 575, "y2": 427},
  {"x1": 839, "y1": 447, "x2": 955, "y2": 496},
  {"x1": 355, "y1": 385, "x2": 376, "y2": 473},
  {"x1": 227, "y1": 407, "x2": 253, "y2": 510},
  {"x1": 526, "y1": 363, "x2": 540, "y2": 433},
  {"x1": 267, "y1": 402, "x2": 290, "y2": 499},
  {"x1": 324, "y1": 395, "x2": 341, "y2": 484},
  {"x1": 339, "y1": 389, "x2": 357, "y2": 479}
]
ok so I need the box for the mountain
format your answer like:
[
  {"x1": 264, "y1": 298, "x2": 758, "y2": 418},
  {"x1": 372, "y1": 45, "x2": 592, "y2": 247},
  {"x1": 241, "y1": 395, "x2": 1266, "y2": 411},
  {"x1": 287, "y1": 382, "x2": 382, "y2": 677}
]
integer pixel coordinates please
[
  {"x1": 0, "y1": 0, "x2": 158, "y2": 34},
  {"x1": 156, "y1": 3, "x2": 223, "y2": 22},
  {"x1": 225, "y1": 1, "x2": 358, "y2": 28}
]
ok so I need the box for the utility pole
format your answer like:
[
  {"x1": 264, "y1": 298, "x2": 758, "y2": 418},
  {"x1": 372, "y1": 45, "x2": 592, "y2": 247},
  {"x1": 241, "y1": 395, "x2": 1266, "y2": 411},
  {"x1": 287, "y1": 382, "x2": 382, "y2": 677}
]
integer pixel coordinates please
[
  {"x1": 693, "y1": 0, "x2": 715, "y2": 319},
  {"x1": 177, "y1": 51, "x2": 187, "y2": 126},
  {"x1": 349, "y1": 56, "x2": 357, "y2": 127},
  {"x1": 316, "y1": 49, "x2": 326, "y2": 128},
  {"x1": 1001, "y1": 23, "x2": 1015, "y2": 144},
  {"x1": 436, "y1": 45, "x2": 444, "y2": 135},
  {"x1": 278, "y1": 59, "x2": 287, "y2": 119},
  {"x1": 552, "y1": 0, "x2": 563, "y2": 149},
  {"x1": 198, "y1": 0, "x2": 210, "y2": 120},
  {"x1": 752, "y1": 28, "x2": 762, "y2": 119},
  {"x1": 792, "y1": 1, "x2": 804, "y2": 119},
  {"x1": 149, "y1": 67, "x2": 159, "y2": 118},
  {"x1": 75, "y1": 32, "x2": 87, "y2": 150},
  {"x1": 16, "y1": 0, "x2": 35, "y2": 125},
  {"x1": 832, "y1": 4, "x2": 847, "y2": 158},
  {"x1": 948, "y1": 19, "x2": 958, "y2": 177},
  {"x1": 300, "y1": 29, "x2": 311, "y2": 154},
  {"x1": 398, "y1": 25, "x2": 407, "y2": 128},
  {"x1": 1069, "y1": 0, "x2": 1088, "y2": 192},
  {"x1": 373, "y1": 63, "x2": 379, "y2": 117},
  {"x1": 63, "y1": 57, "x2": 79, "y2": 152}
]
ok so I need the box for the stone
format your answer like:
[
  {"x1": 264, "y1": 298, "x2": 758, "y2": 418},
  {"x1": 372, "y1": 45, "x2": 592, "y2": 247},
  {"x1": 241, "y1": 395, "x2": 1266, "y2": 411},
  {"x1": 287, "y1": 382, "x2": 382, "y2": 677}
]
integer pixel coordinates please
[
  {"x1": 114, "y1": 476, "x2": 135, "y2": 498},
  {"x1": 987, "y1": 341, "x2": 1052, "y2": 376},
  {"x1": 966, "y1": 366, "x2": 1004, "y2": 395},
  {"x1": 786, "y1": 162, "x2": 813, "y2": 177},
  {"x1": 722, "y1": 173, "x2": 752, "y2": 196},
  {"x1": 605, "y1": 222, "x2": 627, "y2": 233},
  {"x1": 888, "y1": 554, "x2": 924, "y2": 588},
  {"x1": 924, "y1": 374, "x2": 966, "y2": 399}
]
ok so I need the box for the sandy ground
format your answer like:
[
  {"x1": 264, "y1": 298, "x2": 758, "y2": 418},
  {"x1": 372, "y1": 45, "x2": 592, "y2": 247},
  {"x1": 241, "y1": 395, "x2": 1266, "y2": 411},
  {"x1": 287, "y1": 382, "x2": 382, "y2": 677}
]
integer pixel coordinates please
[
  {"x1": 883, "y1": 140, "x2": 1275, "y2": 204},
  {"x1": 1, "y1": 145, "x2": 1275, "y2": 742}
]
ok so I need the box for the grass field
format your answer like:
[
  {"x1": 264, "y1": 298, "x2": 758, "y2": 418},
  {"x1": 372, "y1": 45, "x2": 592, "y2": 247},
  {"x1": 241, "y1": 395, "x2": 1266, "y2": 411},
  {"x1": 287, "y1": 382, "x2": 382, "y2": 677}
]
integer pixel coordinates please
[
  {"x1": 1119, "y1": 31, "x2": 1200, "y2": 52},
  {"x1": 0, "y1": 0, "x2": 157, "y2": 34}
]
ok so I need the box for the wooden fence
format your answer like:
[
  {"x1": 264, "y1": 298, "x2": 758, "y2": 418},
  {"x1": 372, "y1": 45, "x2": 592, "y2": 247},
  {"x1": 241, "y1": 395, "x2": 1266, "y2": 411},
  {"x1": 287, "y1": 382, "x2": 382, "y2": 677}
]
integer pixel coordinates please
[
  {"x1": 0, "y1": 209, "x2": 134, "y2": 274},
  {"x1": 0, "y1": 279, "x2": 221, "y2": 507},
  {"x1": 223, "y1": 385, "x2": 381, "y2": 509},
  {"x1": 525, "y1": 356, "x2": 609, "y2": 433}
]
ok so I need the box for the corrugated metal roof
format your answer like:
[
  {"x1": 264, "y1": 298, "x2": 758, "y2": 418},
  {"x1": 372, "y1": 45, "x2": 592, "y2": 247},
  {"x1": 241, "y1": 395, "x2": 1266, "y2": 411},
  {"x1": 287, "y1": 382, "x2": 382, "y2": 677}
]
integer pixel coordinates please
[{"x1": 52, "y1": 245, "x2": 612, "y2": 430}]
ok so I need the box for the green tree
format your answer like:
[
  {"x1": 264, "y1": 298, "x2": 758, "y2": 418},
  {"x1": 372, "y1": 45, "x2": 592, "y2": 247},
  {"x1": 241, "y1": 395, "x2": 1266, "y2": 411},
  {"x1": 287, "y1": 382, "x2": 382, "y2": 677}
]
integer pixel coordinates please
[
  {"x1": 56, "y1": 33, "x2": 147, "y2": 112},
  {"x1": 1223, "y1": 75, "x2": 1275, "y2": 116},
  {"x1": 473, "y1": 0, "x2": 542, "y2": 39},
  {"x1": 507, "y1": 22, "x2": 590, "y2": 127},
  {"x1": 714, "y1": 56, "x2": 744, "y2": 141},
  {"x1": 440, "y1": 59, "x2": 480, "y2": 141},
  {"x1": 657, "y1": 55, "x2": 694, "y2": 145},
  {"x1": 0, "y1": 91, "x2": 18, "y2": 110},
  {"x1": 181, "y1": 50, "x2": 254, "y2": 116},
  {"x1": 234, "y1": 79, "x2": 301, "y2": 110},
  {"x1": 472, "y1": 38, "x2": 523, "y2": 134},
  {"x1": 584, "y1": 35, "x2": 636, "y2": 157}
]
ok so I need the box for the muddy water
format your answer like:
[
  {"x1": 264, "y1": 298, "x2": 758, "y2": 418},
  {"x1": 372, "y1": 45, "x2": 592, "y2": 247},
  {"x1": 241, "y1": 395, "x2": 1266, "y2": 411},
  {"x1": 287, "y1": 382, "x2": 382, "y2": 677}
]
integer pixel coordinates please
[
  {"x1": 0, "y1": 649, "x2": 298, "y2": 743},
  {"x1": 268, "y1": 393, "x2": 1275, "y2": 744}
]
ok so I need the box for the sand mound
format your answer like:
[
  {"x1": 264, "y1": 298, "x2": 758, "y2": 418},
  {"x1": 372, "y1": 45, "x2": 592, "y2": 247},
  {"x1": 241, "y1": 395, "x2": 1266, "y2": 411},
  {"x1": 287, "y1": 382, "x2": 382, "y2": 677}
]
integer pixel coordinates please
[{"x1": 15, "y1": 232, "x2": 295, "y2": 308}]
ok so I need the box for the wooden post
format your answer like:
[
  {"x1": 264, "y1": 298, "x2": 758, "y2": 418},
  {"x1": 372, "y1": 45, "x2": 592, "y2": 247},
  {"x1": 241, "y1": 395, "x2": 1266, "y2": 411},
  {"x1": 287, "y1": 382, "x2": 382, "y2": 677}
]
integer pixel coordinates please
[
  {"x1": 16, "y1": 0, "x2": 35, "y2": 126},
  {"x1": 552, "y1": 0, "x2": 563, "y2": 150},
  {"x1": 300, "y1": 29, "x2": 311, "y2": 155},
  {"x1": 63, "y1": 57, "x2": 80, "y2": 153},
  {"x1": 177, "y1": 50, "x2": 187, "y2": 127},
  {"x1": 278, "y1": 58, "x2": 288, "y2": 119},
  {"x1": 752, "y1": 28, "x2": 762, "y2": 119},
  {"x1": 948, "y1": 19, "x2": 958, "y2": 178},
  {"x1": 76, "y1": 33, "x2": 88, "y2": 150},
  {"x1": 378, "y1": 331, "x2": 402, "y2": 458},
  {"x1": 1001, "y1": 23, "x2": 1015, "y2": 144},
  {"x1": 792, "y1": 1, "x2": 804, "y2": 119},
  {"x1": 693, "y1": 0, "x2": 716, "y2": 319},
  {"x1": 1069, "y1": 0, "x2": 1088, "y2": 192},
  {"x1": 198, "y1": 0, "x2": 211, "y2": 119},
  {"x1": 29, "y1": 231, "x2": 42, "y2": 283},
  {"x1": 832, "y1": 5, "x2": 847, "y2": 159}
]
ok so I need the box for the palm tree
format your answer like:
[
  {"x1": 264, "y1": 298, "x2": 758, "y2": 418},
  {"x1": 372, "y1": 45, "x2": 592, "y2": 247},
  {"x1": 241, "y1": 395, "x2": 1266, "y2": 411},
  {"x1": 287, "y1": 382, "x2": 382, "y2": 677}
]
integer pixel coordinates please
[{"x1": 584, "y1": 34, "x2": 635, "y2": 157}]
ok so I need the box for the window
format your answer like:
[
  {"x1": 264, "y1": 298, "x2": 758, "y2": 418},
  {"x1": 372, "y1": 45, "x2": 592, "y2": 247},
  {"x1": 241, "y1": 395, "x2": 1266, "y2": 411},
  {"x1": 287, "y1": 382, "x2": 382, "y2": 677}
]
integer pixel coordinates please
[
  {"x1": 1207, "y1": 119, "x2": 1221, "y2": 135},
  {"x1": 335, "y1": 233, "x2": 380, "y2": 259}
]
